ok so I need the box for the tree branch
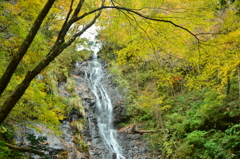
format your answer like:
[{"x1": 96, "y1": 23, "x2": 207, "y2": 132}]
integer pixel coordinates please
[
  {"x1": 64, "y1": 0, "x2": 75, "y2": 26},
  {"x1": 109, "y1": 6, "x2": 199, "y2": 41},
  {"x1": 72, "y1": 0, "x2": 85, "y2": 18},
  {"x1": 5, "y1": 143, "x2": 45, "y2": 155},
  {"x1": 56, "y1": 0, "x2": 74, "y2": 43},
  {"x1": 61, "y1": 11, "x2": 102, "y2": 51},
  {"x1": 73, "y1": 5, "x2": 199, "y2": 41}
]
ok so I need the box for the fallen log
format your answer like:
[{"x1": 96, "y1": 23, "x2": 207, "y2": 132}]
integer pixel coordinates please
[
  {"x1": 132, "y1": 124, "x2": 160, "y2": 133},
  {"x1": 5, "y1": 143, "x2": 45, "y2": 155}
]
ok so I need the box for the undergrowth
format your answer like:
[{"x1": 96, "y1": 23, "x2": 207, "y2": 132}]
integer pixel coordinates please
[{"x1": 141, "y1": 89, "x2": 240, "y2": 159}]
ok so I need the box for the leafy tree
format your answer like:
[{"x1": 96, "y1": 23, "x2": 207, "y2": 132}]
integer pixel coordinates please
[
  {"x1": 98, "y1": 0, "x2": 240, "y2": 158},
  {"x1": 0, "y1": 0, "x2": 199, "y2": 124}
]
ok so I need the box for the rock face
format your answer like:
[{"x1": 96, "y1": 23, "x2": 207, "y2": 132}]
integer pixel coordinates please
[
  {"x1": 73, "y1": 57, "x2": 125, "y2": 158},
  {"x1": 15, "y1": 56, "x2": 155, "y2": 159},
  {"x1": 15, "y1": 120, "x2": 88, "y2": 159},
  {"x1": 15, "y1": 79, "x2": 86, "y2": 158},
  {"x1": 72, "y1": 57, "x2": 155, "y2": 159}
]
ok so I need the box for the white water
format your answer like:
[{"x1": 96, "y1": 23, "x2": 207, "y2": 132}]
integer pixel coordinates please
[{"x1": 84, "y1": 52, "x2": 125, "y2": 159}]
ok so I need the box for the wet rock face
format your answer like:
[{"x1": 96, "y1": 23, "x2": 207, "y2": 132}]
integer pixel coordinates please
[
  {"x1": 73, "y1": 59, "x2": 125, "y2": 158},
  {"x1": 16, "y1": 57, "x2": 155, "y2": 159},
  {"x1": 73, "y1": 59, "x2": 127, "y2": 125},
  {"x1": 73, "y1": 58, "x2": 155, "y2": 159}
]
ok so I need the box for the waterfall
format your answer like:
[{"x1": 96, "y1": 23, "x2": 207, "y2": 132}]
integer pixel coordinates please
[{"x1": 83, "y1": 52, "x2": 125, "y2": 159}]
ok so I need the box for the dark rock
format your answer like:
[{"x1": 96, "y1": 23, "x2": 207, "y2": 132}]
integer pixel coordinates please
[
  {"x1": 68, "y1": 108, "x2": 83, "y2": 122},
  {"x1": 88, "y1": 55, "x2": 100, "y2": 60},
  {"x1": 112, "y1": 153, "x2": 117, "y2": 159}
]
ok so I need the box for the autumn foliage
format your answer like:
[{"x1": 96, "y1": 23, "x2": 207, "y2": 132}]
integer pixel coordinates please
[
  {"x1": 98, "y1": 0, "x2": 240, "y2": 158},
  {"x1": 0, "y1": 0, "x2": 240, "y2": 158}
]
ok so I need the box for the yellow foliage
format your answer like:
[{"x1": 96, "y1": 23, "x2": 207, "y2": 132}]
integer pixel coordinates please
[{"x1": 161, "y1": 105, "x2": 172, "y2": 111}]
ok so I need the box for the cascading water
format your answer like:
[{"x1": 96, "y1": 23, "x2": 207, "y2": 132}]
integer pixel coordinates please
[{"x1": 83, "y1": 52, "x2": 125, "y2": 159}]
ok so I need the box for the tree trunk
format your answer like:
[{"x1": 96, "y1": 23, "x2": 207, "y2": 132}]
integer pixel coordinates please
[{"x1": 0, "y1": 0, "x2": 56, "y2": 97}]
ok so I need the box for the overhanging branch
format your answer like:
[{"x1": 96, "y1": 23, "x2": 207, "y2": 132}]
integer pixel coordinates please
[
  {"x1": 73, "y1": 5, "x2": 199, "y2": 41},
  {"x1": 107, "y1": 6, "x2": 199, "y2": 41}
]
